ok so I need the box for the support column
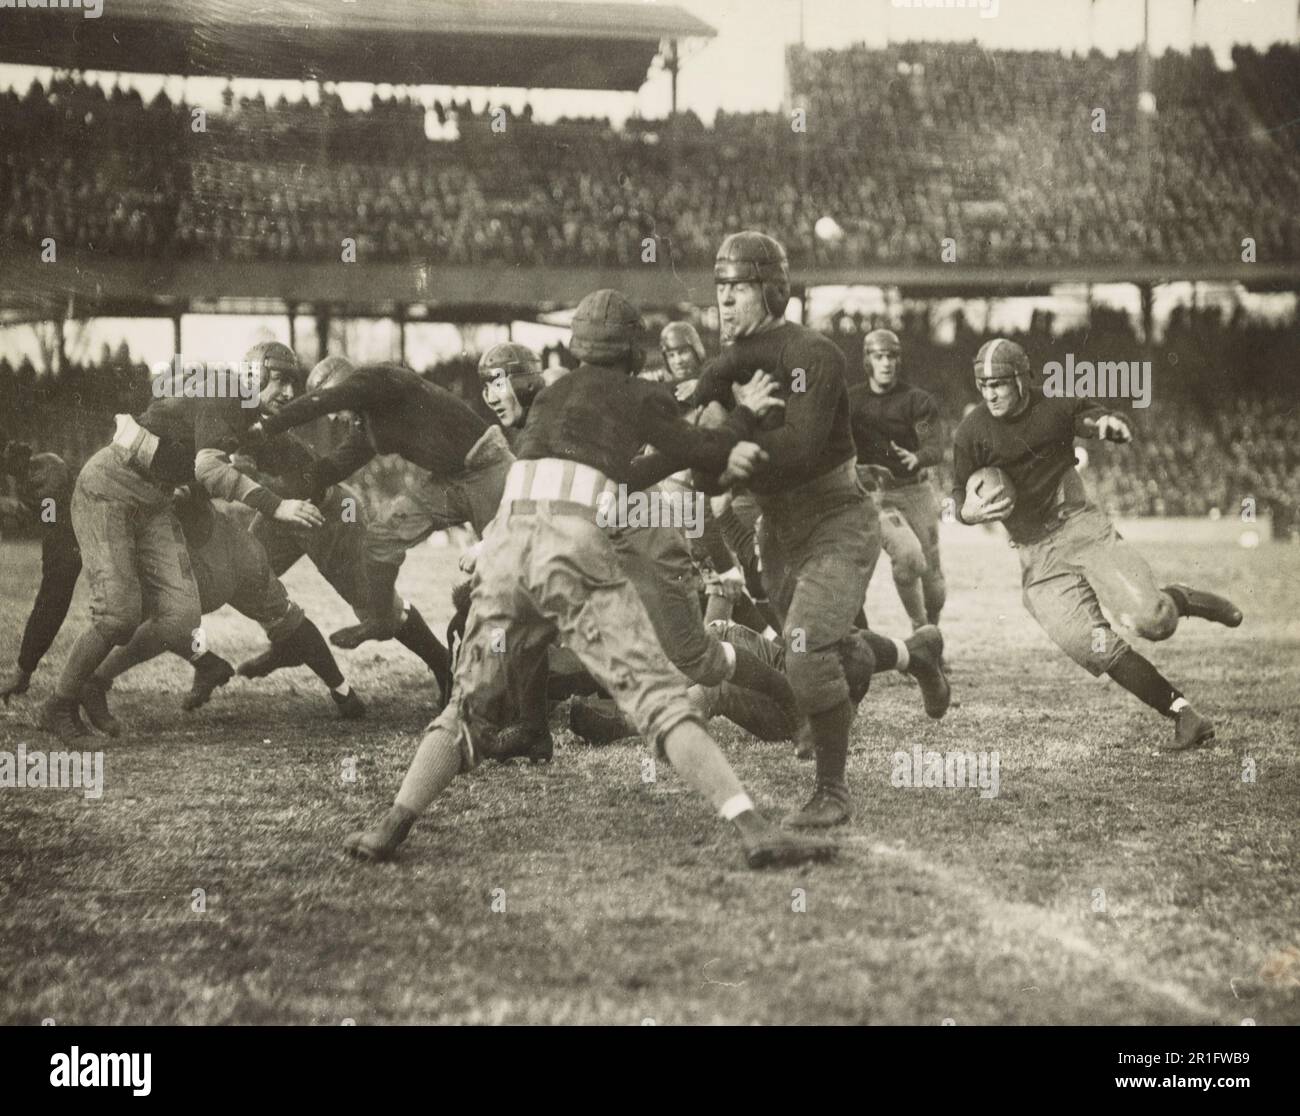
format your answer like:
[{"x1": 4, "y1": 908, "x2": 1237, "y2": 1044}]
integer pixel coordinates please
[{"x1": 315, "y1": 307, "x2": 331, "y2": 363}]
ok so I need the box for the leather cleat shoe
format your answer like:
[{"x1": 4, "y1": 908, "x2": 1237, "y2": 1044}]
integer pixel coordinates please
[
  {"x1": 1165, "y1": 584, "x2": 1242, "y2": 628},
  {"x1": 331, "y1": 688, "x2": 367, "y2": 720},
  {"x1": 486, "y1": 722, "x2": 553, "y2": 763},
  {"x1": 906, "y1": 625, "x2": 951, "y2": 720},
  {"x1": 79, "y1": 679, "x2": 121, "y2": 737},
  {"x1": 184, "y1": 655, "x2": 234, "y2": 711},
  {"x1": 734, "y1": 809, "x2": 838, "y2": 869},
  {"x1": 568, "y1": 698, "x2": 634, "y2": 746},
  {"x1": 330, "y1": 619, "x2": 400, "y2": 650},
  {"x1": 1167, "y1": 705, "x2": 1216, "y2": 751},
  {"x1": 784, "y1": 781, "x2": 852, "y2": 828},
  {"x1": 38, "y1": 694, "x2": 89, "y2": 740},
  {"x1": 343, "y1": 805, "x2": 415, "y2": 862}
]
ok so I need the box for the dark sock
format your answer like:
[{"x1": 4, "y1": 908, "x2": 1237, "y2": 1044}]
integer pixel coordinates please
[
  {"x1": 809, "y1": 699, "x2": 853, "y2": 785},
  {"x1": 729, "y1": 645, "x2": 797, "y2": 712},
  {"x1": 281, "y1": 619, "x2": 345, "y2": 690},
  {"x1": 730, "y1": 594, "x2": 767, "y2": 634},
  {"x1": 859, "y1": 630, "x2": 899, "y2": 672},
  {"x1": 1163, "y1": 585, "x2": 1190, "y2": 617},
  {"x1": 396, "y1": 606, "x2": 452, "y2": 685},
  {"x1": 755, "y1": 597, "x2": 782, "y2": 634},
  {"x1": 191, "y1": 651, "x2": 228, "y2": 674},
  {"x1": 853, "y1": 607, "x2": 869, "y2": 630},
  {"x1": 1107, "y1": 649, "x2": 1182, "y2": 716}
]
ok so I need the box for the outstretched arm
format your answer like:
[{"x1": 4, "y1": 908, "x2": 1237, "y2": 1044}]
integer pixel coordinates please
[{"x1": 258, "y1": 376, "x2": 379, "y2": 437}]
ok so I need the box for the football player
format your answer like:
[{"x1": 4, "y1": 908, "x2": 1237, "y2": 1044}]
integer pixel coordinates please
[
  {"x1": 343, "y1": 289, "x2": 836, "y2": 870},
  {"x1": 951, "y1": 339, "x2": 1241, "y2": 749},
  {"x1": 685, "y1": 231, "x2": 886, "y2": 826},
  {"x1": 0, "y1": 435, "x2": 82, "y2": 705},
  {"x1": 38, "y1": 341, "x2": 362, "y2": 739},
  {"x1": 848, "y1": 329, "x2": 946, "y2": 630},
  {"x1": 234, "y1": 355, "x2": 452, "y2": 703},
  {"x1": 244, "y1": 360, "x2": 515, "y2": 653},
  {"x1": 474, "y1": 338, "x2": 808, "y2": 759}
]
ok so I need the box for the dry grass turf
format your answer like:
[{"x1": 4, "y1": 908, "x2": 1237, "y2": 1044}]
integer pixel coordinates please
[{"x1": 0, "y1": 520, "x2": 1296, "y2": 1025}]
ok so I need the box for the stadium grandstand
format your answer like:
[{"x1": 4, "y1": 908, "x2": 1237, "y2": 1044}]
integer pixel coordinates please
[{"x1": 0, "y1": 2, "x2": 1297, "y2": 536}]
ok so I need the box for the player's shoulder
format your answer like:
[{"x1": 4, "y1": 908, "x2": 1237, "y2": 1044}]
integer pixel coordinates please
[
  {"x1": 779, "y1": 322, "x2": 845, "y2": 368},
  {"x1": 900, "y1": 380, "x2": 938, "y2": 408},
  {"x1": 953, "y1": 403, "x2": 992, "y2": 442}
]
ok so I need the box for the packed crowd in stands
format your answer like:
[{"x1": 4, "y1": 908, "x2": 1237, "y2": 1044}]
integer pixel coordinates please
[
  {"x1": 2, "y1": 312, "x2": 1296, "y2": 535},
  {"x1": 3, "y1": 43, "x2": 1298, "y2": 266}
]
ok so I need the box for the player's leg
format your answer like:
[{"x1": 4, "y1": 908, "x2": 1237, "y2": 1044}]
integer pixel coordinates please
[
  {"x1": 77, "y1": 499, "x2": 202, "y2": 736},
  {"x1": 4, "y1": 527, "x2": 82, "y2": 702},
  {"x1": 570, "y1": 619, "x2": 798, "y2": 745},
  {"x1": 541, "y1": 517, "x2": 834, "y2": 868},
  {"x1": 879, "y1": 503, "x2": 928, "y2": 631},
  {"x1": 345, "y1": 518, "x2": 548, "y2": 860},
  {"x1": 330, "y1": 487, "x2": 450, "y2": 648},
  {"x1": 611, "y1": 523, "x2": 799, "y2": 720},
  {"x1": 892, "y1": 483, "x2": 947, "y2": 627},
  {"x1": 1072, "y1": 507, "x2": 1242, "y2": 639},
  {"x1": 223, "y1": 520, "x2": 365, "y2": 718},
  {"x1": 762, "y1": 489, "x2": 875, "y2": 828},
  {"x1": 1021, "y1": 533, "x2": 1215, "y2": 749}
]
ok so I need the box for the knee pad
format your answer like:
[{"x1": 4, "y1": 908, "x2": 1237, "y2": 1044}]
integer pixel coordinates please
[
  {"x1": 263, "y1": 601, "x2": 306, "y2": 644},
  {"x1": 1130, "y1": 597, "x2": 1179, "y2": 642},
  {"x1": 892, "y1": 551, "x2": 926, "y2": 584},
  {"x1": 156, "y1": 606, "x2": 203, "y2": 654},
  {"x1": 784, "y1": 648, "x2": 850, "y2": 715},
  {"x1": 94, "y1": 607, "x2": 143, "y2": 647}
]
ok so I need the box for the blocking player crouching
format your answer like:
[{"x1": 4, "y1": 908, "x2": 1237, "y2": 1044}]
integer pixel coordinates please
[{"x1": 344, "y1": 289, "x2": 837, "y2": 871}]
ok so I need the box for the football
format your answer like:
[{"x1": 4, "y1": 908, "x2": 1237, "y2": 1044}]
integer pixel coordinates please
[{"x1": 967, "y1": 466, "x2": 1016, "y2": 515}]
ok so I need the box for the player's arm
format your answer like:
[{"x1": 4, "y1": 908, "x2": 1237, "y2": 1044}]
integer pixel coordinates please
[
  {"x1": 308, "y1": 426, "x2": 377, "y2": 490},
  {"x1": 628, "y1": 382, "x2": 763, "y2": 490},
  {"x1": 634, "y1": 386, "x2": 765, "y2": 486},
  {"x1": 745, "y1": 349, "x2": 843, "y2": 476},
  {"x1": 950, "y1": 429, "x2": 979, "y2": 525},
  {"x1": 256, "y1": 375, "x2": 379, "y2": 437},
  {"x1": 910, "y1": 392, "x2": 944, "y2": 469},
  {"x1": 195, "y1": 401, "x2": 320, "y2": 525}
]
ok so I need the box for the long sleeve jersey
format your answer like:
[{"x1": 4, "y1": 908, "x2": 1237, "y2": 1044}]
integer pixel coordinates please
[
  {"x1": 951, "y1": 392, "x2": 1114, "y2": 543},
  {"x1": 688, "y1": 322, "x2": 856, "y2": 494},
  {"x1": 848, "y1": 379, "x2": 943, "y2": 479},
  {"x1": 257, "y1": 364, "x2": 488, "y2": 486},
  {"x1": 135, "y1": 394, "x2": 284, "y2": 517},
  {"x1": 515, "y1": 363, "x2": 756, "y2": 485}
]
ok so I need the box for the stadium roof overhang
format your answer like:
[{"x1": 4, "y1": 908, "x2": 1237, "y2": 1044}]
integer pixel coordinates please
[
  {"x1": 3, "y1": 257, "x2": 1299, "y2": 327},
  {"x1": 0, "y1": 0, "x2": 715, "y2": 90}
]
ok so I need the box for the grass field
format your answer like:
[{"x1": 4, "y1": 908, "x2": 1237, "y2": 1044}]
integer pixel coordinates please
[{"x1": 1, "y1": 521, "x2": 1297, "y2": 1025}]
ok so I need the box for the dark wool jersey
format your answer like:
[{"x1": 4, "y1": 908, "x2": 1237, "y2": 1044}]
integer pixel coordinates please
[
  {"x1": 515, "y1": 363, "x2": 755, "y2": 486},
  {"x1": 951, "y1": 392, "x2": 1111, "y2": 543},
  {"x1": 136, "y1": 394, "x2": 285, "y2": 516},
  {"x1": 848, "y1": 379, "x2": 943, "y2": 480},
  {"x1": 258, "y1": 364, "x2": 489, "y2": 486},
  {"x1": 689, "y1": 322, "x2": 855, "y2": 494}
]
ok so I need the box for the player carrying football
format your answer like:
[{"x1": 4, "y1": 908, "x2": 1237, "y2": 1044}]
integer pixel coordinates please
[{"x1": 951, "y1": 339, "x2": 1242, "y2": 749}]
